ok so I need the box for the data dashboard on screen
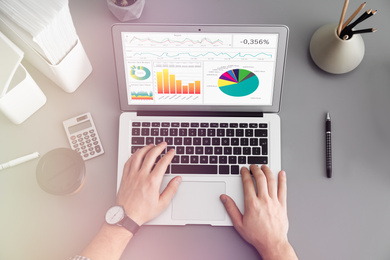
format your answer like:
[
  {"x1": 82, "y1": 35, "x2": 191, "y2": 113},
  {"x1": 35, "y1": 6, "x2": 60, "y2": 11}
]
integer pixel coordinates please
[{"x1": 120, "y1": 32, "x2": 279, "y2": 106}]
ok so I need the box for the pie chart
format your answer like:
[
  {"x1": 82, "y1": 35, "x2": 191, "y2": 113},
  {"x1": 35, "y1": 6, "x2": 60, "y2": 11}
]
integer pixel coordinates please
[{"x1": 218, "y1": 69, "x2": 259, "y2": 97}]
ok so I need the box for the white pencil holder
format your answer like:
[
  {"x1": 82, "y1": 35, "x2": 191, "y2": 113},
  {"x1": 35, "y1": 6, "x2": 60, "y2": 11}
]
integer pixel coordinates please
[{"x1": 310, "y1": 23, "x2": 365, "y2": 74}]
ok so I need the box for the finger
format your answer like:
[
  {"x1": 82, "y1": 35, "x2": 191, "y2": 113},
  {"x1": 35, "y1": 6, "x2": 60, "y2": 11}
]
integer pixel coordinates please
[
  {"x1": 261, "y1": 165, "x2": 277, "y2": 198},
  {"x1": 241, "y1": 166, "x2": 257, "y2": 199},
  {"x1": 151, "y1": 148, "x2": 175, "y2": 181},
  {"x1": 129, "y1": 144, "x2": 154, "y2": 173},
  {"x1": 140, "y1": 142, "x2": 168, "y2": 173},
  {"x1": 159, "y1": 176, "x2": 182, "y2": 210},
  {"x1": 250, "y1": 164, "x2": 268, "y2": 198},
  {"x1": 122, "y1": 155, "x2": 133, "y2": 178},
  {"x1": 278, "y1": 171, "x2": 287, "y2": 207},
  {"x1": 220, "y1": 194, "x2": 243, "y2": 230}
]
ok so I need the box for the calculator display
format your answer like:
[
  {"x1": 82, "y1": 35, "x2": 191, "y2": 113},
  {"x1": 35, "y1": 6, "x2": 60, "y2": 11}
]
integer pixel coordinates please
[{"x1": 68, "y1": 120, "x2": 92, "y2": 134}]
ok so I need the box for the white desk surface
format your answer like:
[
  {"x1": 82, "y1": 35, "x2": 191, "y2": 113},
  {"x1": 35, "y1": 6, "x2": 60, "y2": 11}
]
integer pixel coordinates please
[{"x1": 1, "y1": 0, "x2": 390, "y2": 259}]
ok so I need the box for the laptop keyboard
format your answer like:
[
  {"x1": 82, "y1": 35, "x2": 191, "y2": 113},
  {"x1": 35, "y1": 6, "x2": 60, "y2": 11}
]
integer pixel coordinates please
[{"x1": 130, "y1": 121, "x2": 268, "y2": 175}]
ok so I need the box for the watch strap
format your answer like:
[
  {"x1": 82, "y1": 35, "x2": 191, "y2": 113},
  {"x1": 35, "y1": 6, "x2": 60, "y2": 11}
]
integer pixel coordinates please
[{"x1": 121, "y1": 215, "x2": 140, "y2": 235}]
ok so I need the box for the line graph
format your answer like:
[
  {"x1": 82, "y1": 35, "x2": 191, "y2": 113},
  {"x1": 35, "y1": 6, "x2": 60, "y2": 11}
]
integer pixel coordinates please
[
  {"x1": 130, "y1": 51, "x2": 273, "y2": 60},
  {"x1": 126, "y1": 36, "x2": 224, "y2": 46}
]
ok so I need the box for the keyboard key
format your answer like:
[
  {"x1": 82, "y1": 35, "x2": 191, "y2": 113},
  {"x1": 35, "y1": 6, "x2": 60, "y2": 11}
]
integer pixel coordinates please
[
  {"x1": 255, "y1": 129, "x2": 268, "y2": 137},
  {"x1": 200, "y1": 156, "x2": 208, "y2": 164},
  {"x1": 171, "y1": 164, "x2": 217, "y2": 174},
  {"x1": 248, "y1": 156, "x2": 268, "y2": 164},
  {"x1": 190, "y1": 156, "x2": 199, "y2": 164},
  {"x1": 219, "y1": 156, "x2": 228, "y2": 164},
  {"x1": 132, "y1": 137, "x2": 144, "y2": 145},
  {"x1": 176, "y1": 146, "x2": 185, "y2": 154},
  {"x1": 205, "y1": 147, "x2": 213, "y2": 154},
  {"x1": 219, "y1": 165, "x2": 229, "y2": 174},
  {"x1": 231, "y1": 165, "x2": 240, "y2": 174},
  {"x1": 186, "y1": 146, "x2": 194, "y2": 154},
  {"x1": 202, "y1": 138, "x2": 211, "y2": 146},
  {"x1": 146, "y1": 137, "x2": 154, "y2": 144},
  {"x1": 193, "y1": 138, "x2": 201, "y2": 145},
  {"x1": 181, "y1": 156, "x2": 189, "y2": 163},
  {"x1": 184, "y1": 138, "x2": 192, "y2": 145},
  {"x1": 141, "y1": 128, "x2": 150, "y2": 136},
  {"x1": 195, "y1": 146, "x2": 204, "y2": 154},
  {"x1": 132, "y1": 128, "x2": 140, "y2": 136},
  {"x1": 174, "y1": 137, "x2": 183, "y2": 145},
  {"x1": 210, "y1": 156, "x2": 218, "y2": 164}
]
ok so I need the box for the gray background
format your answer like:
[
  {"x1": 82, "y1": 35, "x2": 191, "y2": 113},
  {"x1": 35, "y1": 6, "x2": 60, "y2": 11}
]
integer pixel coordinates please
[{"x1": 1, "y1": 0, "x2": 389, "y2": 259}]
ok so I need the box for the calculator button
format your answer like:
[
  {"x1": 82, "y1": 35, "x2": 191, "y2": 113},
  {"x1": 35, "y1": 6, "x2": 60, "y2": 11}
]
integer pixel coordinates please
[
  {"x1": 77, "y1": 134, "x2": 82, "y2": 138},
  {"x1": 71, "y1": 136, "x2": 76, "y2": 140},
  {"x1": 95, "y1": 145, "x2": 101, "y2": 153},
  {"x1": 83, "y1": 154, "x2": 89, "y2": 158},
  {"x1": 83, "y1": 132, "x2": 88, "y2": 135},
  {"x1": 89, "y1": 130, "x2": 94, "y2": 133},
  {"x1": 90, "y1": 151, "x2": 95, "y2": 155}
]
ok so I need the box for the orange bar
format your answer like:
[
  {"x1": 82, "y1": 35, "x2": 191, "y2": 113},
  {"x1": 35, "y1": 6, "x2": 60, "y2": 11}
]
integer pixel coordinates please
[
  {"x1": 195, "y1": 81, "x2": 201, "y2": 94},
  {"x1": 170, "y1": 75, "x2": 176, "y2": 94},
  {"x1": 157, "y1": 72, "x2": 163, "y2": 94},
  {"x1": 183, "y1": 85, "x2": 188, "y2": 94},
  {"x1": 176, "y1": 80, "x2": 182, "y2": 94},
  {"x1": 189, "y1": 83, "x2": 195, "y2": 94},
  {"x1": 163, "y1": 69, "x2": 169, "y2": 94}
]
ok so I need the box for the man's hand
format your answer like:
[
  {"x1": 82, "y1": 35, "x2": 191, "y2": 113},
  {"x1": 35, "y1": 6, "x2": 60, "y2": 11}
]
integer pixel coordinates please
[
  {"x1": 220, "y1": 165, "x2": 298, "y2": 260},
  {"x1": 116, "y1": 142, "x2": 182, "y2": 226}
]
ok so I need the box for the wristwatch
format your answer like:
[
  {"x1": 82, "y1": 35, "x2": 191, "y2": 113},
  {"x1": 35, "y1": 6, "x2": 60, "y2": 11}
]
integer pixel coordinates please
[{"x1": 105, "y1": 205, "x2": 140, "y2": 235}]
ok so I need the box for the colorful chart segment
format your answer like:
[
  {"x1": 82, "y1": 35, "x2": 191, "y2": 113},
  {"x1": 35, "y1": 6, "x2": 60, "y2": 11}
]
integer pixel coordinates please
[
  {"x1": 130, "y1": 66, "x2": 151, "y2": 80},
  {"x1": 218, "y1": 69, "x2": 259, "y2": 97}
]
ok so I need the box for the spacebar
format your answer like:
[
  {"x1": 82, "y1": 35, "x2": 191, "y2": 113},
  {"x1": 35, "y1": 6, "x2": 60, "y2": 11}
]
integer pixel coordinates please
[{"x1": 171, "y1": 165, "x2": 218, "y2": 174}]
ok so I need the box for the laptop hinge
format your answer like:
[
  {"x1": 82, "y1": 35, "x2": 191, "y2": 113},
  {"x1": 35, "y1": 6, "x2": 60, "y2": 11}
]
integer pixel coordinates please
[{"x1": 137, "y1": 111, "x2": 264, "y2": 117}]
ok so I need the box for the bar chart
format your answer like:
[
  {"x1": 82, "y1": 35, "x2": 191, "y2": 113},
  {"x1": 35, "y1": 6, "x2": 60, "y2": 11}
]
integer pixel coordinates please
[{"x1": 154, "y1": 62, "x2": 202, "y2": 96}]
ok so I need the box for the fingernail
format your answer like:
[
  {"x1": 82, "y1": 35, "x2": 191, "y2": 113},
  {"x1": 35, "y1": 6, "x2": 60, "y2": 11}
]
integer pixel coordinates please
[
  {"x1": 175, "y1": 176, "x2": 182, "y2": 184},
  {"x1": 220, "y1": 195, "x2": 227, "y2": 203}
]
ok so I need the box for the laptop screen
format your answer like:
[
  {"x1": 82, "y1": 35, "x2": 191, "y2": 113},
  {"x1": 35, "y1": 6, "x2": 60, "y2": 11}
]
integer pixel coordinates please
[{"x1": 112, "y1": 24, "x2": 288, "y2": 113}]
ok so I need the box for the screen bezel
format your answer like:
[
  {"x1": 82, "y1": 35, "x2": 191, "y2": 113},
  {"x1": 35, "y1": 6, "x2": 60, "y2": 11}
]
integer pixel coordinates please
[{"x1": 111, "y1": 24, "x2": 288, "y2": 113}]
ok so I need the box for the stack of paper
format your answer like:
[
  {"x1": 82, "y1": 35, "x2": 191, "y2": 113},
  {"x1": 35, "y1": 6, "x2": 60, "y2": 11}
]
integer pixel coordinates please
[{"x1": 0, "y1": 0, "x2": 78, "y2": 65}]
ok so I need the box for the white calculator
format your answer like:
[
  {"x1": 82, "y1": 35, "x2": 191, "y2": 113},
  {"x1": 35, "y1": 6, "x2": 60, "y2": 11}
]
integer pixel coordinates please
[{"x1": 63, "y1": 112, "x2": 104, "y2": 160}]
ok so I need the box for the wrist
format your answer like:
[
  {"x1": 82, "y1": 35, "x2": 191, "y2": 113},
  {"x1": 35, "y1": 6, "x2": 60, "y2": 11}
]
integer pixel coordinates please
[{"x1": 255, "y1": 240, "x2": 297, "y2": 260}]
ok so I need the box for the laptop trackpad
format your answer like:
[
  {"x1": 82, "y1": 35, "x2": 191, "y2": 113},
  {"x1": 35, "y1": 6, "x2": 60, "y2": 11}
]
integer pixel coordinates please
[{"x1": 172, "y1": 181, "x2": 226, "y2": 221}]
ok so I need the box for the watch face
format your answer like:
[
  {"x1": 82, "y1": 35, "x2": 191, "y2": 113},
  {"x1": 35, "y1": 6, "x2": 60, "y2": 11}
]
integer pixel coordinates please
[{"x1": 105, "y1": 206, "x2": 125, "y2": 225}]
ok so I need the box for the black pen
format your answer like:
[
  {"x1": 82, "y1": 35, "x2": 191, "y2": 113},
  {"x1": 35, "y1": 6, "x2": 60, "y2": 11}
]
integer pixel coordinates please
[{"x1": 326, "y1": 112, "x2": 332, "y2": 178}]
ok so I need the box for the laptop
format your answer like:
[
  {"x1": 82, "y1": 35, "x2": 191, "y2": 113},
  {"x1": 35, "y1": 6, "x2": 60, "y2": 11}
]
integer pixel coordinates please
[{"x1": 112, "y1": 24, "x2": 288, "y2": 226}]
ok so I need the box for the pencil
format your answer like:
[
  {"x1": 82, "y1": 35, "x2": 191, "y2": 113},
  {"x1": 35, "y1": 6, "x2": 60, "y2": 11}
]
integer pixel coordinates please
[
  {"x1": 337, "y1": 0, "x2": 350, "y2": 36},
  {"x1": 351, "y1": 28, "x2": 377, "y2": 35},
  {"x1": 340, "y1": 9, "x2": 372, "y2": 38},
  {"x1": 342, "y1": 2, "x2": 366, "y2": 31}
]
